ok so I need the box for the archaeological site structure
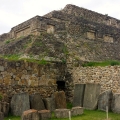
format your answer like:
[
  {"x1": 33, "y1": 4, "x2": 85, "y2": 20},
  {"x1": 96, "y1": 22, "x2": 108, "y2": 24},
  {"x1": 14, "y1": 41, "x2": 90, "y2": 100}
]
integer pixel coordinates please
[{"x1": 0, "y1": 4, "x2": 120, "y2": 119}]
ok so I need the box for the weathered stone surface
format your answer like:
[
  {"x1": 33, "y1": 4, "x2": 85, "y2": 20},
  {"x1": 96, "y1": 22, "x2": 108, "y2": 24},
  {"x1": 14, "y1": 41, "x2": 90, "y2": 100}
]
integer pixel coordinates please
[
  {"x1": 98, "y1": 90, "x2": 113, "y2": 111},
  {"x1": 54, "y1": 109, "x2": 69, "y2": 118},
  {"x1": 54, "y1": 91, "x2": 67, "y2": 109},
  {"x1": 71, "y1": 107, "x2": 83, "y2": 116},
  {"x1": 38, "y1": 110, "x2": 51, "y2": 120},
  {"x1": 111, "y1": 93, "x2": 120, "y2": 113},
  {"x1": 30, "y1": 93, "x2": 45, "y2": 110},
  {"x1": 0, "y1": 112, "x2": 4, "y2": 120},
  {"x1": 83, "y1": 83, "x2": 101, "y2": 110},
  {"x1": 2, "y1": 102, "x2": 9, "y2": 117},
  {"x1": 11, "y1": 93, "x2": 30, "y2": 116},
  {"x1": 43, "y1": 97, "x2": 55, "y2": 111},
  {"x1": 73, "y1": 84, "x2": 85, "y2": 107},
  {"x1": 0, "y1": 66, "x2": 4, "y2": 71},
  {"x1": 0, "y1": 102, "x2": 2, "y2": 112},
  {"x1": 21, "y1": 109, "x2": 39, "y2": 120}
]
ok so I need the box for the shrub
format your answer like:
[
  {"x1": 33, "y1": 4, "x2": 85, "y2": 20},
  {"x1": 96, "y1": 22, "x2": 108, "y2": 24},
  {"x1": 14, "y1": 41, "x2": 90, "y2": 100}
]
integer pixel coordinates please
[{"x1": 111, "y1": 61, "x2": 120, "y2": 66}]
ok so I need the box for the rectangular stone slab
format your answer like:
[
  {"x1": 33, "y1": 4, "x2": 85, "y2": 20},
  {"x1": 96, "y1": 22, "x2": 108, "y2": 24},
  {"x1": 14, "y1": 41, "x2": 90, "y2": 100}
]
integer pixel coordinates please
[
  {"x1": 73, "y1": 84, "x2": 85, "y2": 107},
  {"x1": 43, "y1": 97, "x2": 55, "y2": 111},
  {"x1": 83, "y1": 83, "x2": 101, "y2": 110},
  {"x1": 10, "y1": 93, "x2": 30, "y2": 116},
  {"x1": 54, "y1": 91, "x2": 67, "y2": 109},
  {"x1": 111, "y1": 93, "x2": 120, "y2": 114},
  {"x1": 98, "y1": 90, "x2": 113, "y2": 111},
  {"x1": 0, "y1": 112, "x2": 4, "y2": 120}
]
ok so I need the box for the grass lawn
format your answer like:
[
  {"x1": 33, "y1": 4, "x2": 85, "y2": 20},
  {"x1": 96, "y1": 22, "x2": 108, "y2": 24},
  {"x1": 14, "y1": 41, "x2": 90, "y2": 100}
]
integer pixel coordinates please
[{"x1": 5, "y1": 110, "x2": 120, "y2": 120}]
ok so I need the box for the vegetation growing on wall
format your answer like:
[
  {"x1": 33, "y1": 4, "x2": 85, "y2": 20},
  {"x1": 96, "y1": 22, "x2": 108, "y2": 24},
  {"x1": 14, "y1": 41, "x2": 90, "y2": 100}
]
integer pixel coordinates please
[
  {"x1": 0, "y1": 54, "x2": 49, "y2": 65},
  {"x1": 82, "y1": 60, "x2": 120, "y2": 67}
]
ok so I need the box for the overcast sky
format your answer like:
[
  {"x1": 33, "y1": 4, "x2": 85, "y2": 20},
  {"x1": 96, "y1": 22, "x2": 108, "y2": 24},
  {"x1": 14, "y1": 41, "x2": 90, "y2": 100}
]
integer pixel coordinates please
[{"x1": 0, "y1": 0, "x2": 120, "y2": 35}]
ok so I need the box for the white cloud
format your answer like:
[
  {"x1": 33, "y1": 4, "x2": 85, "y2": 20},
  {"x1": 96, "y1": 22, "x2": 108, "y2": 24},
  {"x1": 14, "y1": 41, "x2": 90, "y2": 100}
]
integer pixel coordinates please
[{"x1": 0, "y1": 0, "x2": 120, "y2": 34}]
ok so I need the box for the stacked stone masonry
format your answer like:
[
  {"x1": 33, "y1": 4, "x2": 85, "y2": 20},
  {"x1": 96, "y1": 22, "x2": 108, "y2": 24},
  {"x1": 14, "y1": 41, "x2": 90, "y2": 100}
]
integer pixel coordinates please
[
  {"x1": 0, "y1": 59, "x2": 68, "y2": 99},
  {"x1": 10, "y1": 16, "x2": 65, "y2": 39},
  {"x1": 72, "y1": 66, "x2": 120, "y2": 93},
  {"x1": 1, "y1": 4, "x2": 120, "y2": 44},
  {"x1": 62, "y1": 4, "x2": 120, "y2": 28}
]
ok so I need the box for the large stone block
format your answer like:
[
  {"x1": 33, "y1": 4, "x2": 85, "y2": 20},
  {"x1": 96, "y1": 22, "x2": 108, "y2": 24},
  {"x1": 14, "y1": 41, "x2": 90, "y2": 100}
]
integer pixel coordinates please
[
  {"x1": 21, "y1": 109, "x2": 39, "y2": 120},
  {"x1": 43, "y1": 97, "x2": 55, "y2": 111},
  {"x1": 2, "y1": 102, "x2": 9, "y2": 117},
  {"x1": 38, "y1": 110, "x2": 51, "y2": 120},
  {"x1": 0, "y1": 112, "x2": 4, "y2": 120},
  {"x1": 11, "y1": 93, "x2": 30, "y2": 116},
  {"x1": 98, "y1": 90, "x2": 113, "y2": 111},
  {"x1": 111, "y1": 93, "x2": 120, "y2": 113},
  {"x1": 83, "y1": 83, "x2": 101, "y2": 110},
  {"x1": 0, "y1": 66, "x2": 4, "y2": 71},
  {"x1": 30, "y1": 93, "x2": 45, "y2": 111},
  {"x1": 0, "y1": 102, "x2": 2, "y2": 112},
  {"x1": 54, "y1": 109, "x2": 69, "y2": 118},
  {"x1": 54, "y1": 91, "x2": 67, "y2": 109},
  {"x1": 73, "y1": 84, "x2": 85, "y2": 107},
  {"x1": 71, "y1": 107, "x2": 83, "y2": 116}
]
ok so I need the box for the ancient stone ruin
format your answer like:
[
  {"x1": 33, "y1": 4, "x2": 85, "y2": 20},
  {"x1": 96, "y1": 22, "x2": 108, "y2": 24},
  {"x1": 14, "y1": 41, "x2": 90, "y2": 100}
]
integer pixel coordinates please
[{"x1": 0, "y1": 4, "x2": 120, "y2": 119}]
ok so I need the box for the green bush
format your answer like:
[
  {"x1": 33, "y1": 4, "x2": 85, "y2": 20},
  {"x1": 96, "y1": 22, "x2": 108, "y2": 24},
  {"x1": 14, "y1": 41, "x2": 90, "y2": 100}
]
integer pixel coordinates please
[
  {"x1": 38, "y1": 59, "x2": 48, "y2": 65},
  {"x1": 111, "y1": 61, "x2": 120, "y2": 66},
  {"x1": 82, "y1": 60, "x2": 120, "y2": 67},
  {"x1": 67, "y1": 102, "x2": 73, "y2": 109}
]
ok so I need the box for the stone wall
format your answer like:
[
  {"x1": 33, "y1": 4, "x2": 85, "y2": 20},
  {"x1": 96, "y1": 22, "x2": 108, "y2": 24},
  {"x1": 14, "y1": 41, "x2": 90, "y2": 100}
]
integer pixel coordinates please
[
  {"x1": 72, "y1": 66, "x2": 120, "y2": 93},
  {"x1": 0, "y1": 59, "x2": 69, "y2": 99},
  {"x1": 62, "y1": 4, "x2": 120, "y2": 28},
  {"x1": 9, "y1": 16, "x2": 65, "y2": 39},
  {"x1": 45, "y1": 9, "x2": 120, "y2": 44},
  {"x1": 0, "y1": 33, "x2": 10, "y2": 47},
  {"x1": 1, "y1": 4, "x2": 120, "y2": 44}
]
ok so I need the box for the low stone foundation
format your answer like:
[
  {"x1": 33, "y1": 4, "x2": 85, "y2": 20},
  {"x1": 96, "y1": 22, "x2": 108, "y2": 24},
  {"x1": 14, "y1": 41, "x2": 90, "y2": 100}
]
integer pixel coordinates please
[
  {"x1": 71, "y1": 107, "x2": 83, "y2": 116},
  {"x1": 54, "y1": 109, "x2": 70, "y2": 118}
]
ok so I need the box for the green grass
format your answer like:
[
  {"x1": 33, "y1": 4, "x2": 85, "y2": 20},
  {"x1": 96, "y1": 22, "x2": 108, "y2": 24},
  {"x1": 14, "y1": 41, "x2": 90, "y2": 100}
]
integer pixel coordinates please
[
  {"x1": 82, "y1": 60, "x2": 120, "y2": 67},
  {"x1": 0, "y1": 54, "x2": 48, "y2": 65},
  {"x1": 22, "y1": 58, "x2": 48, "y2": 65},
  {"x1": 2, "y1": 54, "x2": 20, "y2": 61},
  {"x1": 5, "y1": 110, "x2": 120, "y2": 120},
  {"x1": 5, "y1": 116, "x2": 20, "y2": 120}
]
